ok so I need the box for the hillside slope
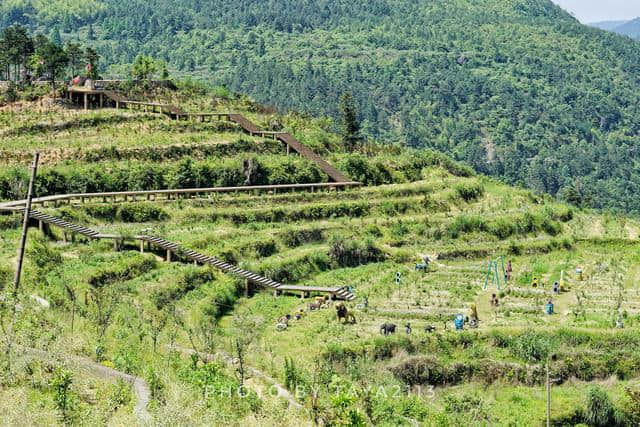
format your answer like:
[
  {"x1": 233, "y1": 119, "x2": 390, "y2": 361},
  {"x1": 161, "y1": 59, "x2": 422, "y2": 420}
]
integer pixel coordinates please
[
  {"x1": 2, "y1": 86, "x2": 640, "y2": 425},
  {"x1": 5, "y1": 0, "x2": 640, "y2": 213}
]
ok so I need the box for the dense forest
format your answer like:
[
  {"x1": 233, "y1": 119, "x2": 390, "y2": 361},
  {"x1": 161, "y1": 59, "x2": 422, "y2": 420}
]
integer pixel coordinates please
[{"x1": 3, "y1": 0, "x2": 640, "y2": 213}]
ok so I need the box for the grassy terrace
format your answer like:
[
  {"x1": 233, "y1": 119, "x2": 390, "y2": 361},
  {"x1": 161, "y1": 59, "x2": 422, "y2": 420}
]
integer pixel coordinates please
[{"x1": 2, "y1": 87, "x2": 640, "y2": 425}]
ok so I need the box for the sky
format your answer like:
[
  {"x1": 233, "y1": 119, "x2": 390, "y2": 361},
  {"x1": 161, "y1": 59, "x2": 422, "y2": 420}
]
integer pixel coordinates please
[{"x1": 551, "y1": 0, "x2": 640, "y2": 23}]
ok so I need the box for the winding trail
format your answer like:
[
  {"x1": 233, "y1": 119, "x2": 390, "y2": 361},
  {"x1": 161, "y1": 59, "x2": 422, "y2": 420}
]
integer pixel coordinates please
[
  {"x1": 20, "y1": 346, "x2": 151, "y2": 424},
  {"x1": 169, "y1": 345, "x2": 302, "y2": 410}
]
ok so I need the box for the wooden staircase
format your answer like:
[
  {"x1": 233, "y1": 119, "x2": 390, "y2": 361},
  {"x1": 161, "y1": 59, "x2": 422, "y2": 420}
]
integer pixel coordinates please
[
  {"x1": 69, "y1": 88, "x2": 351, "y2": 183},
  {"x1": 26, "y1": 210, "x2": 355, "y2": 301},
  {"x1": 226, "y1": 115, "x2": 350, "y2": 183}
]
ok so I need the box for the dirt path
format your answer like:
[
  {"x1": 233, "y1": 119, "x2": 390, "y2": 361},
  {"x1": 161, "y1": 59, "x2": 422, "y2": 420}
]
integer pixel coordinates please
[
  {"x1": 20, "y1": 346, "x2": 151, "y2": 425},
  {"x1": 170, "y1": 345, "x2": 302, "y2": 410}
]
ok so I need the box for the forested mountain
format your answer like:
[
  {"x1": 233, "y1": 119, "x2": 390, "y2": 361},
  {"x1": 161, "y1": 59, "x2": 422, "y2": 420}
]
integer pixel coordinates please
[
  {"x1": 590, "y1": 20, "x2": 630, "y2": 32},
  {"x1": 590, "y1": 19, "x2": 640, "y2": 39},
  {"x1": 4, "y1": 0, "x2": 640, "y2": 213},
  {"x1": 608, "y1": 18, "x2": 640, "y2": 40}
]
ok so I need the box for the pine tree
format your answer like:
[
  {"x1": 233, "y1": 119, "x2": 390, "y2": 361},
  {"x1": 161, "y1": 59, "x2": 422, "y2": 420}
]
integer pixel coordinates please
[
  {"x1": 84, "y1": 47, "x2": 100, "y2": 79},
  {"x1": 132, "y1": 54, "x2": 158, "y2": 80},
  {"x1": 50, "y1": 27, "x2": 62, "y2": 46},
  {"x1": 32, "y1": 40, "x2": 68, "y2": 91},
  {"x1": 66, "y1": 42, "x2": 83, "y2": 77},
  {"x1": 339, "y1": 92, "x2": 361, "y2": 151}
]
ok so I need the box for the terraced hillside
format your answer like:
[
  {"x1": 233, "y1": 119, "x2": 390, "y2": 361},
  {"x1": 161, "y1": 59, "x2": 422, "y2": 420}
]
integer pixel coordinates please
[{"x1": 2, "y1": 85, "x2": 640, "y2": 426}]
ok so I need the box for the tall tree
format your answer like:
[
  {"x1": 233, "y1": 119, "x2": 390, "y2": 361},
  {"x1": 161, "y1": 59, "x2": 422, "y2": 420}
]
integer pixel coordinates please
[
  {"x1": 31, "y1": 41, "x2": 68, "y2": 91},
  {"x1": 0, "y1": 42, "x2": 9, "y2": 80},
  {"x1": 131, "y1": 54, "x2": 158, "y2": 80},
  {"x1": 66, "y1": 42, "x2": 83, "y2": 77},
  {"x1": 49, "y1": 27, "x2": 62, "y2": 46},
  {"x1": 84, "y1": 47, "x2": 100, "y2": 79},
  {"x1": 1, "y1": 25, "x2": 33, "y2": 81},
  {"x1": 339, "y1": 92, "x2": 361, "y2": 151}
]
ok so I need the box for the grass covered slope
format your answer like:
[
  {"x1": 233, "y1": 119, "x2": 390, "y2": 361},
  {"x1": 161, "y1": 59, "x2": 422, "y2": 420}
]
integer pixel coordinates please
[
  {"x1": 5, "y1": 0, "x2": 640, "y2": 212},
  {"x1": 2, "y1": 86, "x2": 640, "y2": 425}
]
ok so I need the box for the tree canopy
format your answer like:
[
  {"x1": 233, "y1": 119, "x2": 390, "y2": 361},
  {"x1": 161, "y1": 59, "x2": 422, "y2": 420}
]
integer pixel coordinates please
[
  {"x1": 4, "y1": 0, "x2": 640, "y2": 213},
  {"x1": 0, "y1": 25, "x2": 98, "y2": 85}
]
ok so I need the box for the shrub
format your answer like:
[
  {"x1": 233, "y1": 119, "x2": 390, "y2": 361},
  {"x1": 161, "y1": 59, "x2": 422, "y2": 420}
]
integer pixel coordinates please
[
  {"x1": 488, "y1": 218, "x2": 517, "y2": 239},
  {"x1": 146, "y1": 368, "x2": 165, "y2": 404},
  {"x1": 107, "y1": 379, "x2": 133, "y2": 410},
  {"x1": 454, "y1": 182, "x2": 485, "y2": 202},
  {"x1": 583, "y1": 386, "x2": 619, "y2": 427},
  {"x1": 113, "y1": 346, "x2": 141, "y2": 375},
  {"x1": 444, "y1": 394, "x2": 489, "y2": 422},
  {"x1": 0, "y1": 213, "x2": 21, "y2": 230},
  {"x1": 447, "y1": 215, "x2": 486, "y2": 238},
  {"x1": 84, "y1": 205, "x2": 119, "y2": 221},
  {"x1": 219, "y1": 250, "x2": 238, "y2": 264},
  {"x1": 51, "y1": 368, "x2": 75, "y2": 424},
  {"x1": 259, "y1": 251, "x2": 331, "y2": 283},
  {"x1": 328, "y1": 236, "x2": 385, "y2": 268},
  {"x1": 510, "y1": 332, "x2": 551, "y2": 363},
  {"x1": 152, "y1": 268, "x2": 216, "y2": 309},
  {"x1": 365, "y1": 224, "x2": 383, "y2": 238},
  {"x1": 116, "y1": 203, "x2": 169, "y2": 222},
  {"x1": 338, "y1": 154, "x2": 393, "y2": 185},
  {"x1": 280, "y1": 228, "x2": 324, "y2": 248},
  {"x1": 283, "y1": 357, "x2": 305, "y2": 391},
  {"x1": 27, "y1": 237, "x2": 63, "y2": 270},
  {"x1": 390, "y1": 356, "x2": 446, "y2": 386},
  {"x1": 490, "y1": 331, "x2": 511, "y2": 348},
  {"x1": 224, "y1": 201, "x2": 371, "y2": 224},
  {"x1": 252, "y1": 240, "x2": 278, "y2": 257},
  {"x1": 88, "y1": 254, "x2": 157, "y2": 288}
]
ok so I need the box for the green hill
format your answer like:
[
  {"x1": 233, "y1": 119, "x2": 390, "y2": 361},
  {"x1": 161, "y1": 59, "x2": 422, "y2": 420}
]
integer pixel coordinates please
[
  {"x1": 4, "y1": 0, "x2": 640, "y2": 213},
  {"x1": 1, "y1": 84, "x2": 640, "y2": 424}
]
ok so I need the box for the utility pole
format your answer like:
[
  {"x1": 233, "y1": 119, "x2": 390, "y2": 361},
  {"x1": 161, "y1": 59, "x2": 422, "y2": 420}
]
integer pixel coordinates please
[
  {"x1": 12, "y1": 152, "x2": 39, "y2": 300},
  {"x1": 6, "y1": 152, "x2": 39, "y2": 369},
  {"x1": 546, "y1": 361, "x2": 551, "y2": 427}
]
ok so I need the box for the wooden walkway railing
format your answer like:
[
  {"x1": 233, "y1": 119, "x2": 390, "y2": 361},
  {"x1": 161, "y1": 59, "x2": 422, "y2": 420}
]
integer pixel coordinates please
[
  {"x1": 0, "y1": 182, "x2": 361, "y2": 210},
  {"x1": 25, "y1": 209, "x2": 355, "y2": 301}
]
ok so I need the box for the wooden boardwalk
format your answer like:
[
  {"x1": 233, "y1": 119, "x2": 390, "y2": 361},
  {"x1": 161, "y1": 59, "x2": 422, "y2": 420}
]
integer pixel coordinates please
[
  {"x1": 0, "y1": 182, "x2": 361, "y2": 210},
  {"x1": 24, "y1": 209, "x2": 355, "y2": 301},
  {"x1": 62, "y1": 87, "x2": 350, "y2": 183}
]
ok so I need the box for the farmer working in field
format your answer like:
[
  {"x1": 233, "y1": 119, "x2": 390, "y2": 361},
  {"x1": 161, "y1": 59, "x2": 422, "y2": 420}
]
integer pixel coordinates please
[{"x1": 490, "y1": 293, "x2": 499, "y2": 307}]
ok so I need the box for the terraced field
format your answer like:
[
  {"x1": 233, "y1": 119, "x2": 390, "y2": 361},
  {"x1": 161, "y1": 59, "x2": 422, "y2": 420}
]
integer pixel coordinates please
[{"x1": 2, "y1": 86, "x2": 640, "y2": 425}]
